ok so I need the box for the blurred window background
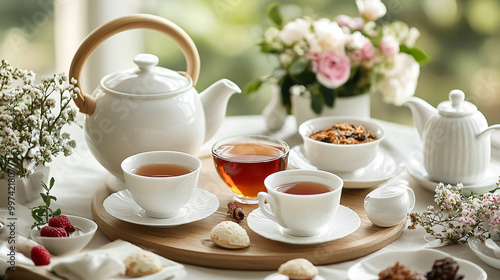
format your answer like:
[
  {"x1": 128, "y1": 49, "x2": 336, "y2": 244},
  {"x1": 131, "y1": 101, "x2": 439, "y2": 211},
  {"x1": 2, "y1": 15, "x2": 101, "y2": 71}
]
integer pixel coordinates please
[{"x1": 1, "y1": 0, "x2": 499, "y2": 125}]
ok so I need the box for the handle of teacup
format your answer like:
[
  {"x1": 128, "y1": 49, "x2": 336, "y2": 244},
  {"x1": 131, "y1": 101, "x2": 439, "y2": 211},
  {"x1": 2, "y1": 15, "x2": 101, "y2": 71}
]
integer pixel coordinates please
[
  {"x1": 258, "y1": 192, "x2": 281, "y2": 225},
  {"x1": 406, "y1": 187, "x2": 416, "y2": 213},
  {"x1": 69, "y1": 14, "x2": 201, "y2": 115}
]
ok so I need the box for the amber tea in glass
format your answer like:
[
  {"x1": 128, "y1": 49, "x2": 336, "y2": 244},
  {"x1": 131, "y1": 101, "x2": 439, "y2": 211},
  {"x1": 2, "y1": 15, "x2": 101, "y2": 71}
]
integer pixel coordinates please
[{"x1": 212, "y1": 135, "x2": 289, "y2": 204}]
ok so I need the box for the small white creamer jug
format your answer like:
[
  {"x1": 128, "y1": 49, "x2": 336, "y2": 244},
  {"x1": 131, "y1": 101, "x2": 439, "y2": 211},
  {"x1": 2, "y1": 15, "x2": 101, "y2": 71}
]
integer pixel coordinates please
[{"x1": 364, "y1": 180, "x2": 415, "y2": 227}]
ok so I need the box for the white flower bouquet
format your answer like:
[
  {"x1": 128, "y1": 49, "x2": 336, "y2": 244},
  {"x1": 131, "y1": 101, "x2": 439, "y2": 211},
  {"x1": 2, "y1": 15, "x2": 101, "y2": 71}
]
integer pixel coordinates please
[
  {"x1": 0, "y1": 59, "x2": 78, "y2": 178},
  {"x1": 247, "y1": 0, "x2": 429, "y2": 113}
]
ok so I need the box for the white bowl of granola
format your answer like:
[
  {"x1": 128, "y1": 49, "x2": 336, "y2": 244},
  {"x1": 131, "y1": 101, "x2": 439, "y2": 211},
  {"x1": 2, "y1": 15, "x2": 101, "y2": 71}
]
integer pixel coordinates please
[{"x1": 299, "y1": 116, "x2": 385, "y2": 173}]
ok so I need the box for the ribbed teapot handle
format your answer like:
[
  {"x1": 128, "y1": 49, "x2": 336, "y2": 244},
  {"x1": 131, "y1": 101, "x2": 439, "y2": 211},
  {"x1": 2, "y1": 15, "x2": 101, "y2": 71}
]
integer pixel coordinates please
[{"x1": 69, "y1": 14, "x2": 201, "y2": 115}]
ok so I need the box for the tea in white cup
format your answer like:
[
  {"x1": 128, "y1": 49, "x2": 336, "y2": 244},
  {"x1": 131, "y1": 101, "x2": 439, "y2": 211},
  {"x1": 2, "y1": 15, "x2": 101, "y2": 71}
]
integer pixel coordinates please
[
  {"x1": 364, "y1": 180, "x2": 415, "y2": 227},
  {"x1": 121, "y1": 151, "x2": 202, "y2": 218},
  {"x1": 258, "y1": 169, "x2": 343, "y2": 237}
]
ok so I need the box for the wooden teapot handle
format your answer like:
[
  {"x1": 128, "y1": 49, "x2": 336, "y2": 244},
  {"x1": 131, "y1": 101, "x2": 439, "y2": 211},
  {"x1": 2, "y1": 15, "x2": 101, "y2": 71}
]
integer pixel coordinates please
[{"x1": 69, "y1": 14, "x2": 201, "y2": 115}]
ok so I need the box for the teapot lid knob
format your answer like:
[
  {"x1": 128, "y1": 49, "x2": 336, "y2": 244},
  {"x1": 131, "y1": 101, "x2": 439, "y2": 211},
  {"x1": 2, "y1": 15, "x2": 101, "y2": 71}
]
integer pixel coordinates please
[
  {"x1": 438, "y1": 89, "x2": 477, "y2": 117},
  {"x1": 133, "y1": 54, "x2": 159, "y2": 72},
  {"x1": 450, "y1": 89, "x2": 465, "y2": 109}
]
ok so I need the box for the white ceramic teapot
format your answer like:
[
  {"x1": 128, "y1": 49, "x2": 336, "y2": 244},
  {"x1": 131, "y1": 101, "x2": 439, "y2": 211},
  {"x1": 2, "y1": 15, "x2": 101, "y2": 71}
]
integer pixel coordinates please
[
  {"x1": 69, "y1": 15, "x2": 241, "y2": 179},
  {"x1": 404, "y1": 89, "x2": 500, "y2": 184}
]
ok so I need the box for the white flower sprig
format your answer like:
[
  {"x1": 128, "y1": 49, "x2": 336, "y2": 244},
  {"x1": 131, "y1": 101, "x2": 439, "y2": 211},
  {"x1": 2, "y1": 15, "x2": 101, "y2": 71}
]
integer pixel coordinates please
[
  {"x1": 0, "y1": 59, "x2": 78, "y2": 178},
  {"x1": 409, "y1": 181, "x2": 500, "y2": 245}
]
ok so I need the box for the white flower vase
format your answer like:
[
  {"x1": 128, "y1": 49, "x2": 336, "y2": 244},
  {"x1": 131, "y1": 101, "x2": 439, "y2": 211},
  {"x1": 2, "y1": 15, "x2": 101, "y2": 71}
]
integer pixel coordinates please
[
  {"x1": 292, "y1": 93, "x2": 371, "y2": 128},
  {"x1": 262, "y1": 85, "x2": 288, "y2": 132},
  {"x1": 0, "y1": 166, "x2": 50, "y2": 207}
]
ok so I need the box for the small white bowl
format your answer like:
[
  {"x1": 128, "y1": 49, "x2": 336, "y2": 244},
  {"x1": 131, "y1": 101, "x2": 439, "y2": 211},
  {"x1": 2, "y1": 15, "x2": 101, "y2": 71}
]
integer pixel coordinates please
[
  {"x1": 31, "y1": 215, "x2": 98, "y2": 255},
  {"x1": 298, "y1": 116, "x2": 385, "y2": 172}
]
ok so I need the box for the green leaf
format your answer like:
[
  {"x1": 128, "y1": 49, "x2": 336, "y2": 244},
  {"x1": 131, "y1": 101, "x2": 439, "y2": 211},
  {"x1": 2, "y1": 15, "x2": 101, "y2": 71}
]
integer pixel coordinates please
[
  {"x1": 36, "y1": 208, "x2": 45, "y2": 216},
  {"x1": 280, "y1": 75, "x2": 294, "y2": 112},
  {"x1": 400, "y1": 45, "x2": 431, "y2": 64},
  {"x1": 245, "y1": 79, "x2": 263, "y2": 95},
  {"x1": 267, "y1": 2, "x2": 283, "y2": 27},
  {"x1": 319, "y1": 85, "x2": 335, "y2": 107},
  {"x1": 365, "y1": 27, "x2": 383, "y2": 45},
  {"x1": 311, "y1": 94, "x2": 323, "y2": 114},
  {"x1": 258, "y1": 40, "x2": 278, "y2": 53},
  {"x1": 31, "y1": 177, "x2": 60, "y2": 229},
  {"x1": 292, "y1": 70, "x2": 316, "y2": 85},
  {"x1": 289, "y1": 58, "x2": 308, "y2": 76},
  {"x1": 41, "y1": 181, "x2": 48, "y2": 191},
  {"x1": 53, "y1": 208, "x2": 61, "y2": 216}
]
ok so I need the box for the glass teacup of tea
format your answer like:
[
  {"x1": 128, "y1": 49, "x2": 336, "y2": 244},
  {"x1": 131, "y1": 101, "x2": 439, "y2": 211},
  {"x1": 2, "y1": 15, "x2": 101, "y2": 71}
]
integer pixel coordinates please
[{"x1": 212, "y1": 135, "x2": 290, "y2": 204}]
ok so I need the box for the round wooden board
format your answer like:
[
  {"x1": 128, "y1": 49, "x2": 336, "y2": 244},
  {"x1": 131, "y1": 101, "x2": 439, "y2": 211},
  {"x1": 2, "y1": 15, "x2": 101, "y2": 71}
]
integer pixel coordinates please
[{"x1": 91, "y1": 156, "x2": 406, "y2": 270}]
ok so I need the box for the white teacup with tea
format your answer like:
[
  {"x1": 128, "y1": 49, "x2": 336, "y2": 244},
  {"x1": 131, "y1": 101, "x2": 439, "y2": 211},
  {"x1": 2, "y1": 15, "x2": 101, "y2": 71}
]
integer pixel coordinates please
[
  {"x1": 121, "y1": 151, "x2": 202, "y2": 218},
  {"x1": 258, "y1": 169, "x2": 343, "y2": 237}
]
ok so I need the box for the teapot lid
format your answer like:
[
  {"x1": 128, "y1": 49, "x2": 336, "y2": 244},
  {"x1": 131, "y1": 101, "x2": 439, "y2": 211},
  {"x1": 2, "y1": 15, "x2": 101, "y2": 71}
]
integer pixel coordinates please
[
  {"x1": 101, "y1": 53, "x2": 190, "y2": 95},
  {"x1": 437, "y1": 89, "x2": 477, "y2": 117}
]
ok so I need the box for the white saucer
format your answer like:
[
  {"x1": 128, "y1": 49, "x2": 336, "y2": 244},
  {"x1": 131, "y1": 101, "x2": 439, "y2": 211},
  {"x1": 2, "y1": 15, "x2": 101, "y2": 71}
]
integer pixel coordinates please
[
  {"x1": 347, "y1": 249, "x2": 486, "y2": 280},
  {"x1": 288, "y1": 144, "x2": 405, "y2": 189},
  {"x1": 469, "y1": 237, "x2": 500, "y2": 270},
  {"x1": 103, "y1": 189, "x2": 219, "y2": 227},
  {"x1": 247, "y1": 205, "x2": 360, "y2": 245},
  {"x1": 407, "y1": 151, "x2": 500, "y2": 194}
]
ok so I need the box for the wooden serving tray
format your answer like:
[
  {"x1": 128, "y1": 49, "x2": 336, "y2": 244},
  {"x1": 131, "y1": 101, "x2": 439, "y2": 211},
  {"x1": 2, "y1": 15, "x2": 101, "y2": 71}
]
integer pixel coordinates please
[{"x1": 91, "y1": 156, "x2": 406, "y2": 270}]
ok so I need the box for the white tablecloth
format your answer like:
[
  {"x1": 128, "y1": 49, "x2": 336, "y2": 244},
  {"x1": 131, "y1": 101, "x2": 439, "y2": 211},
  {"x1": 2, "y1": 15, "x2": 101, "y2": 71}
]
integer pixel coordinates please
[{"x1": 10, "y1": 115, "x2": 500, "y2": 279}]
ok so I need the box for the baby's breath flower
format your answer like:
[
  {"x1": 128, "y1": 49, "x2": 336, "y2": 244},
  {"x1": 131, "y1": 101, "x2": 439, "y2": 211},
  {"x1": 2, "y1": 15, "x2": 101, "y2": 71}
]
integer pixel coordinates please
[
  {"x1": 409, "y1": 180, "x2": 500, "y2": 244},
  {"x1": 0, "y1": 59, "x2": 78, "y2": 178}
]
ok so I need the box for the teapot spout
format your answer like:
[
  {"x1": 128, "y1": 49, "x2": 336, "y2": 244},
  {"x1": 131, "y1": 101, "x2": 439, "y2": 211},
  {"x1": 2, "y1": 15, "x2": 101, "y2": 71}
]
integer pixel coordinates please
[
  {"x1": 477, "y1": 124, "x2": 500, "y2": 140},
  {"x1": 200, "y1": 79, "x2": 241, "y2": 142},
  {"x1": 403, "y1": 97, "x2": 437, "y2": 139}
]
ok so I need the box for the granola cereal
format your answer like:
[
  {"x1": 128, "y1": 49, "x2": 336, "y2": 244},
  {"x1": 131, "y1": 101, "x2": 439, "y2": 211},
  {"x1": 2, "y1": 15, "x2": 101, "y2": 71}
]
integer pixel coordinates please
[
  {"x1": 378, "y1": 258, "x2": 464, "y2": 280},
  {"x1": 378, "y1": 262, "x2": 425, "y2": 280},
  {"x1": 309, "y1": 123, "x2": 377, "y2": 144}
]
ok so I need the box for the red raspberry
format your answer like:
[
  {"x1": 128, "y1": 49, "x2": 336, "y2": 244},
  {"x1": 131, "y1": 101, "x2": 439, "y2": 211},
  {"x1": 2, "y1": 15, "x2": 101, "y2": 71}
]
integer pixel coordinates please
[
  {"x1": 49, "y1": 215, "x2": 75, "y2": 234},
  {"x1": 49, "y1": 215, "x2": 72, "y2": 228},
  {"x1": 40, "y1": 226, "x2": 68, "y2": 237},
  {"x1": 31, "y1": 246, "x2": 51, "y2": 266}
]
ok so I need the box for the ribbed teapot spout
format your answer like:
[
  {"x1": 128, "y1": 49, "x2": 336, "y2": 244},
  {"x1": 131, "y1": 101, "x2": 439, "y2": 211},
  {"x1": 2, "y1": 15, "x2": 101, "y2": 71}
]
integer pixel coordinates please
[
  {"x1": 477, "y1": 124, "x2": 500, "y2": 140},
  {"x1": 403, "y1": 97, "x2": 437, "y2": 139},
  {"x1": 200, "y1": 79, "x2": 241, "y2": 142}
]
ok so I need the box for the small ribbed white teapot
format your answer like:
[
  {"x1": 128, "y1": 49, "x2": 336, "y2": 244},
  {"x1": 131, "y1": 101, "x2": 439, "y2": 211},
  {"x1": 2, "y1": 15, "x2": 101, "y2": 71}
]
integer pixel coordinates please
[{"x1": 404, "y1": 89, "x2": 500, "y2": 184}]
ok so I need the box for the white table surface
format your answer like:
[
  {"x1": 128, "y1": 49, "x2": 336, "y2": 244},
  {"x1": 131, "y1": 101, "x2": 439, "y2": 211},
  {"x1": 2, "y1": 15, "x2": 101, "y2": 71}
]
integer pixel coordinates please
[{"x1": 8, "y1": 115, "x2": 500, "y2": 279}]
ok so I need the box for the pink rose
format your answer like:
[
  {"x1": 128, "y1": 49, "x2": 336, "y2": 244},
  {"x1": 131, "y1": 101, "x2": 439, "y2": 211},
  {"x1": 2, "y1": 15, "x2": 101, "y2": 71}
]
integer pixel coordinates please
[
  {"x1": 312, "y1": 52, "x2": 351, "y2": 89},
  {"x1": 351, "y1": 50, "x2": 363, "y2": 62},
  {"x1": 379, "y1": 36, "x2": 400, "y2": 57},
  {"x1": 361, "y1": 42, "x2": 375, "y2": 60}
]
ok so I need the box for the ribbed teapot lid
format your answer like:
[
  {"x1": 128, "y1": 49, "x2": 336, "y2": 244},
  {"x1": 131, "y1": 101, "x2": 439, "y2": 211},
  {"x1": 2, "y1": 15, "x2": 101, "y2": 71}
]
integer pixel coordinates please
[
  {"x1": 437, "y1": 89, "x2": 477, "y2": 117},
  {"x1": 101, "y1": 53, "x2": 190, "y2": 95}
]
